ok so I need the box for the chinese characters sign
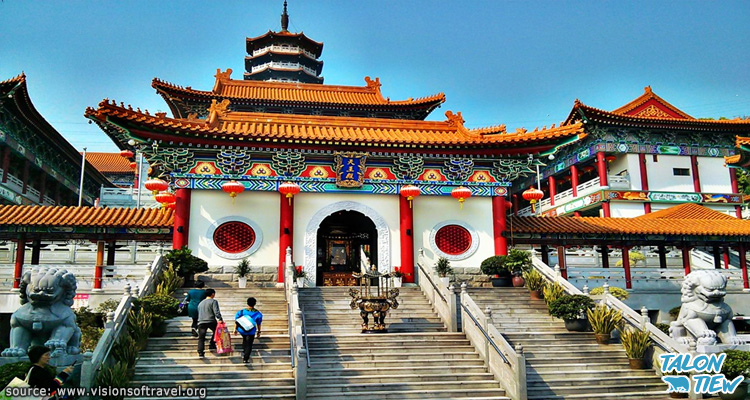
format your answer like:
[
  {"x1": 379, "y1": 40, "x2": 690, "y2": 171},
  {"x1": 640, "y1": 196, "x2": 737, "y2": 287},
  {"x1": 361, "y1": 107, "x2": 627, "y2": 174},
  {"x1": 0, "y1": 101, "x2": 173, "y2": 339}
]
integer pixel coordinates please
[{"x1": 334, "y1": 152, "x2": 367, "y2": 188}]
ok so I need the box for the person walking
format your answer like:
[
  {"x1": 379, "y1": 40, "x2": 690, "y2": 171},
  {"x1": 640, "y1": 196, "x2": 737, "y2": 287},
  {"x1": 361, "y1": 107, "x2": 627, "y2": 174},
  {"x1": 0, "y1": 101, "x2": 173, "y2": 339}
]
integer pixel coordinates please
[
  {"x1": 196, "y1": 288, "x2": 223, "y2": 358},
  {"x1": 234, "y1": 297, "x2": 263, "y2": 363},
  {"x1": 186, "y1": 281, "x2": 207, "y2": 337}
]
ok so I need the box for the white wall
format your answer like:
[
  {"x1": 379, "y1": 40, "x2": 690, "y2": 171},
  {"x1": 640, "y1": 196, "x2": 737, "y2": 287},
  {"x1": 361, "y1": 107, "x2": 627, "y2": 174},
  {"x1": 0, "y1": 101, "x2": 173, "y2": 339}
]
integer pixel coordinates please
[
  {"x1": 626, "y1": 154, "x2": 643, "y2": 190},
  {"x1": 414, "y1": 195, "x2": 494, "y2": 270},
  {"x1": 697, "y1": 156, "x2": 732, "y2": 193},
  {"x1": 293, "y1": 192, "x2": 400, "y2": 286},
  {"x1": 188, "y1": 190, "x2": 280, "y2": 267},
  {"x1": 645, "y1": 155, "x2": 694, "y2": 192},
  {"x1": 611, "y1": 202, "x2": 646, "y2": 218}
]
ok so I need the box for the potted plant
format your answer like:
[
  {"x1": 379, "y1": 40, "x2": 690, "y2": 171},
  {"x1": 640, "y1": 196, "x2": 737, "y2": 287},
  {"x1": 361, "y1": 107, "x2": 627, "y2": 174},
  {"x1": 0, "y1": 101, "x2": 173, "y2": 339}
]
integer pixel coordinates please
[
  {"x1": 619, "y1": 326, "x2": 651, "y2": 369},
  {"x1": 523, "y1": 269, "x2": 545, "y2": 300},
  {"x1": 719, "y1": 350, "x2": 750, "y2": 400},
  {"x1": 234, "y1": 258, "x2": 250, "y2": 288},
  {"x1": 543, "y1": 281, "x2": 565, "y2": 307},
  {"x1": 548, "y1": 294, "x2": 595, "y2": 331},
  {"x1": 165, "y1": 246, "x2": 209, "y2": 286},
  {"x1": 587, "y1": 304, "x2": 622, "y2": 344},
  {"x1": 292, "y1": 265, "x2": 306, "y2": 287},
  {"x1": 139, "y1": 293, "x2": 179, "y2": 337},
  {"x1": 480, "y1": 255, "x2": 511, "y2": 287},
  {"x1": 391, "y1": 267, "x2": 406, "y2": 288},
  {"x1": 506, "y1": 248, "x2": 532, "y2": 287},
  {"x1": 434, "y1": 257, "x2": 453, "y2": 286},
  {"x1": 589, "y1": 286, "x2": 629, "y2": 300}
]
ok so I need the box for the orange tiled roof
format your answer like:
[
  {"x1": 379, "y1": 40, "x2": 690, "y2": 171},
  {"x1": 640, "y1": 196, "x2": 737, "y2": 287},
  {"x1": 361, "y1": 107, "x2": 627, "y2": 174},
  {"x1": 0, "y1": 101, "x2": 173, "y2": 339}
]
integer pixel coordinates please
[
  {"x1": 0, "y1": 205, "x2": 173, "y2": 228},
  {"x1": 86, "y1": 100, "x2": 585, "y2": 148},
  {"x1": 635, "y1": 203, "x2": 736, "y2": 220},
  {"x1": 611, "y1": 86, "x2": 693, "y2": 119},
  {"x1": 509, "y1": 205, "x2": 748, "y2": 236},
  {"x1": 84, "y1": 152, "x2": 134, "y2": 174},
  {"x1": 737, "y1": 136, "x2": 750, "y2": 146},
  {"x1": 153, "y1": 71, "x2": 446, "y2": 108}
]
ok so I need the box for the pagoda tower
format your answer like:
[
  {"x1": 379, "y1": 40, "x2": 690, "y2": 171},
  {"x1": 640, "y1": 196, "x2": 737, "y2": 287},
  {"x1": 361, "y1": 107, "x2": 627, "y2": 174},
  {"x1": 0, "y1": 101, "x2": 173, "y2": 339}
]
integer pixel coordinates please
[{"x1": 245, "y1": 1, "x2": 324, "y2": 84}]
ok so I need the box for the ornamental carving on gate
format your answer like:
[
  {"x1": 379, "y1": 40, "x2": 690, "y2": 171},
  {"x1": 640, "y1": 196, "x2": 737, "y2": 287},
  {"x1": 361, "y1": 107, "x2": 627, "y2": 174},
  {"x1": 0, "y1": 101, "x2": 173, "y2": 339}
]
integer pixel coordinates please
[
  {"x1": 492, "y1": 158, "x2": 536, "y2": 181},
  {"x1": 149, "y1": 148, "x2": 194, "y2": 174},
  {"x1": 216, "y1": 149, "x2": 250, "y2": 175},
  {"x1": 442, "y1": 157, "x2": 474, "y2": 182},
  {"x1": 272, "y1": 151, "x2": 306, "y2": 177},
  {"x1": 392, "y1": 156, "x2": 424, "y2": 181}
]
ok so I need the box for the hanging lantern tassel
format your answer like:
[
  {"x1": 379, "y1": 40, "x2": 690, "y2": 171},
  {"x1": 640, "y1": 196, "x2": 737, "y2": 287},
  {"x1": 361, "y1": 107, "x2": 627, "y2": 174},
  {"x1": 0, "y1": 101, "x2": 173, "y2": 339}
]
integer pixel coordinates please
[
  {"x1": 522, "y1": 187, "x2": 545, "y2": 214},
  {"x1": 399, "y1": 185, "x2": 421, "y2": 209},
  {"x1": 145, "y1": 177, "x2": 169, "y2": 196},
  {"x1": 451, "y1": 186, "x2": 472, "y2": 210},
  {"x1": 154, "y1": 191, "x2": 176, "y2": 213},
  {"x1": 278, "y1": 181, "x2": 301, "y2": 206},
  {"x1": 222, "y1": 180, "x2": 245, "y2": 204}
]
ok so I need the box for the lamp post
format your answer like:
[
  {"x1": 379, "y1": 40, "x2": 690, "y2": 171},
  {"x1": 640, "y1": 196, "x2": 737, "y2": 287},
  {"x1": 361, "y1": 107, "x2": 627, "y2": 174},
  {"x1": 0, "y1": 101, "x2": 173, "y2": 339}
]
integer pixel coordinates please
[
  {"x1": 128, "y1": 139, "x2": 145, "y2": 208},
  {"x1": 78, "y1": 147, "x2": 87, "y2": 206}
]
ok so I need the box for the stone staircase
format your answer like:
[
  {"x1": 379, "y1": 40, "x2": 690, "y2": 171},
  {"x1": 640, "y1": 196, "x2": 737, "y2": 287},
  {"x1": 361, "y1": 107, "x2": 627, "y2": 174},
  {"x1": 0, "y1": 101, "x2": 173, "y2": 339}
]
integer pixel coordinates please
[
  {"x1": 126, "y1": 285, "x2": 295, "y2": 399},
  {"x1": 469, "y1": 287, "x2": 671, "y2": 400},
  {"x1": 300, "y1": 286, "x2": 510, "y2": 400}
]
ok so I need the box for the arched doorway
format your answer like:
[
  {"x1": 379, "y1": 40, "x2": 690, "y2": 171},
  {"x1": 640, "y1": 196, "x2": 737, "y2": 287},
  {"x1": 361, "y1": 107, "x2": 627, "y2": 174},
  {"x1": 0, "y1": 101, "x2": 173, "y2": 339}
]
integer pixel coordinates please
[{"x1": 316, "y1": 210, "x2": 376, "y2": 286}]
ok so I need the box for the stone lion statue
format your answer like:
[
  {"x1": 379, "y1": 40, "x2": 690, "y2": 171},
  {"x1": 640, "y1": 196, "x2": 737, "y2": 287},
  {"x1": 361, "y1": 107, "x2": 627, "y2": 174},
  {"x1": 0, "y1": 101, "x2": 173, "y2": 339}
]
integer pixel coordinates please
[
  {"x1": 670, "y1": 270, "x2": 746, "y2": 346},
  {"x1": 1, "y1": 267, "x2": 82, "y2": 357}
]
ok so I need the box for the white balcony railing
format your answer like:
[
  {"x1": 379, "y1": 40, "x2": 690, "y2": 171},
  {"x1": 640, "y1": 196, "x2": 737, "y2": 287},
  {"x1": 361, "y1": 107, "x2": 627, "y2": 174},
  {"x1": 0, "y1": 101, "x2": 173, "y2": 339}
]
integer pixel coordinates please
[
  {"x1": 27, "y1": 186, "x2": 40, "y2": 198},
  {"x1": 253, "y1": 45, "x2": 316, "y2": 59},
  {"x1": 251, "y1": 61, "x2": 317, "y2": 76}
]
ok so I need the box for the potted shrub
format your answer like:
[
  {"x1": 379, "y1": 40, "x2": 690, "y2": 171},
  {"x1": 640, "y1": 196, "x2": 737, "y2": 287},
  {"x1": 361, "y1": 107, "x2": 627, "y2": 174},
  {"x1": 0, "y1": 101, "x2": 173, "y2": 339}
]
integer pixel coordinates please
[
  {"x1": 234, "y1": 258, "x2": 250, "y2": 288},
  {"x1": 587, "y1": 304, "x2": 622, "y2": 344},
  {"x1": 165, "y1": 246, "x2": 209, "y2": 285},
  {"x1": 548, "y1": 294, "x2": 595, "y2": 331},
  {"x1": 434, "y1": 257, "x2": 453, "y2": 286},
  {"x1": 619, "y1": 326, "x2": 651, "y2": 369},
  {"x1": 543, "y1": 281, "x2": 565, "y2": 307},
  {"x1": 719, "y1": 350, "x2": 750, "y2": 400},
  {"x1": 506, "y1": 248, "x2": 532, "y2": 287},
  {"x1": 523, "y1": 269, "x2": 545, "y2": 300},
  {"x1": 391, "y1": 267, "x2": 406, "y2": 288},
  {"x1": 589, "y1": 286, "x2": 629, "y2": 300},
  {"x1": 139, "y1": 293, "x2": 179, "y2": 337},
  {"x1": 293, "y1": 265, "x2": 306, "y2": 287},
  {"x1": 480, "y1": 255, "x2": 511, "y2": 287},
  {"x1": 615, "y1": 250, "x2": 646, "y2": 267}
]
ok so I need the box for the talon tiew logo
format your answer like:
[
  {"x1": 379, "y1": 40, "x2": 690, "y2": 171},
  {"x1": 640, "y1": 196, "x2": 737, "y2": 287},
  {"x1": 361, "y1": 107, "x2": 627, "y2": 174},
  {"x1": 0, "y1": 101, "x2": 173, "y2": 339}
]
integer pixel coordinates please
[{"x1": 660, "y1": 353, "x2": 745, "y2": 395}]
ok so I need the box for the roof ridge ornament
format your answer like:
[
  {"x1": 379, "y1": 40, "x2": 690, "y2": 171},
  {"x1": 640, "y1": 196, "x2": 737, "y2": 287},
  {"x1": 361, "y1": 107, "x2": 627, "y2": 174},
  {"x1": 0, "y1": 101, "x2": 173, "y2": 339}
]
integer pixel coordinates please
[
  {"x1": 207, "y1": 99, "x2": 231, "y2": 126},
  {"x1": 215, "y1": 68, "x2": 233, "y2": 82},
  {"x1": 445, "y1": 110, "x2": 465, "y2": 128},
  {"x1": 281, "y1": 0, "x2": 289, "y2": 32}
]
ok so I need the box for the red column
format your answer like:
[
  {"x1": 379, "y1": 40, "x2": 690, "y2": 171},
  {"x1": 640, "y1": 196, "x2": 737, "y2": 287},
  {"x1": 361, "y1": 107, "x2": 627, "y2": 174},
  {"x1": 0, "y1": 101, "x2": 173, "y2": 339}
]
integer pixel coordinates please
[
  {"x1": 690, "y1": 155, "x2": 701, "y2": 193},
  {"x1": 94, "y1": 241, "x2": 104, "y2": 290},
  {"x1": 13, "y1": 237, "x2": 25, "y2": 289},
  {"x1": 512, "y1": 194, "x2": 519, "y2": 216},
  {"x1": 622, "y1": 246, "x2": 632, "y2": 289},
  {"x1": 492, "y1": 196, "x2": 508, "y2": 256},
  {"x1": 602, "y1": 202, "x2": 611, "y2": 218},
  {"x1": 602, "y1": 245, "x2": 610, "y2": 268},
  {"x1": 549, "y1": 176, "x2": 557, "y2": 206},
  {"x1": 723, "y1": 247, "x2": 731, "y2": 269},
  {"x1": 557, "y1": 246, "x2": 567, "y2": 280},
  {"x1": 739, "y1": 244, "x2": 749, "y2": 289},
  {"x1": 279, "y1": 193, "x2": 294, "y2": 283},
  {"x1": 730, "y1": 169, "x2": 742, "y2": 218},
  {"x1": 639, "y1": 153, "x2": 651, "y2": 214},
  {"x1": 596, "y1": 152, "x2": 609, "y2": 186},
  {"x1": 173, "y1": 188, "x2": 191, "y2": 249},
  {"x1": 570, "y1": 165, "x2": 580, "y2": 197},
  {"x1": 399, "y1": 195, "x2": 414, "y2": 283},
  {"x1": 682, "y1": 246, "x2": 692, "y2": 276}
]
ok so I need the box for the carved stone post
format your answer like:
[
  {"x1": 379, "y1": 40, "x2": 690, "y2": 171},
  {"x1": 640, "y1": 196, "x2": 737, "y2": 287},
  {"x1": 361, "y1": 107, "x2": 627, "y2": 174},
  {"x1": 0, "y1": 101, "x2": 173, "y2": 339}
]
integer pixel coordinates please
[
  {"x1": 447, "y1": 284, "x2": 457, "y2": 332},
  {"x1": 484, "y1": 306, "x2": 492, "y2": 365}
]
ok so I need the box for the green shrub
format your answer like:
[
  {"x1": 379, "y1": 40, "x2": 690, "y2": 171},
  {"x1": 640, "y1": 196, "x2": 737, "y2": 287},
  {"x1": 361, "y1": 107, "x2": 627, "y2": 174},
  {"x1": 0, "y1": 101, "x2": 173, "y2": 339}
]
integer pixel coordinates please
[
  {"x1": 615, "y1": 251, "x2": 646, "y2": 267},
  {"x1": 165, "y1": 246, "x2": 208, "y2": 278},
  {"x1": 548, "y1": 294, "x2": 595, "y2": 321},
  {"x1": 434, "y1": 257, "x2": 453, "y2": 278},
  {"x1": 721, "y1": 350, "x2": 750, "y2": 380},
  {"x1": 505, "y1": 248, "x2": 532, "y2": 274},
  {"x1": 587, "y1": 305, "x2": 622, "y2": 335},
  {"x1": 523, "y1": 269, "x2": 545, "y2": 291},
  {"x1": 0, "y1": 362, "x2": 56, "y2": 387},
  {"x1": 155, "y1": 265, "x2": 184, "y2": 296},
  {"x1": 234, "y1": 258, "x2": 251, "y2": 278},
  {"x1": 669, "y1": 306, "x2": 681, "y2": 320},
  {"x1": 74, "y1": 306, "x2": 102, "y2": 327},
  {"x1": 619, "y1": 326, "x2": 651, "y2": 359},
  {"x1": 140, "y1": 293, "x2": 179, "y2": 322},
  {"x1": 656, "y1": 323, "x2": 671, "y2": 335},
  {"x1": 96, "y1": 361, "x2": 130, "y2": 400},
  {"x1": 96, "y1": 299, "x2": 121, "y2": 314},
  {"x1": 127, "y1": 309, "x2": 154, "y2": 349},
  {"x1": 542, "y1": 282, "x2": 565, "y2": 306},
  {"x1": 112, "y1": 334, "x2": 139, "y2": 371},
  {"x1": 480, "y1": 255, "x2": 508, "y2": 276},
  {"x1": 80, "y1": 325, "x2": 104, "y2": 353},
  {"x1": 589, "y1": 286, "x2": 630, "y2": 300}
]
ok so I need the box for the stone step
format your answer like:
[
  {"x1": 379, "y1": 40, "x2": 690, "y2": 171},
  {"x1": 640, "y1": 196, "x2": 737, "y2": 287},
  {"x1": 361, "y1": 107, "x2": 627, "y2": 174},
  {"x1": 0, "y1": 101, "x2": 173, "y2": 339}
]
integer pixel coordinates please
[
  {"x1": 503, "y1": 332, "x2": 595, "y2": 341},
  {"x1": 527, "y1": 375, "x2": 664, "y2": 388},
  {"x1": 529, "y1": 361, "x2": 631, "y2": 373},
  {"x1": 527, "y1": 392, "x2": 672, "y2": 400},
  {"x1": 308, "y1": 365, "x2": 491, "y2": 377},
  {"x1": 306, "y1": 372, "x2": 495, "y2": 384},
  {"x1": 309, "y1": 345, "x2": 476, "y2": 354},
  {"x1": 131, "y1": 376, "x2": 294, "y2": 388},
  {"x1": 132, "y1": 365, "x2": 293, "y2": 380},
  {"x1": 525, "y1": 368, "x2": 658, "y2": 380},
  {"x1": 309, "y1": 358, "x2": 485, "y2": 369},
  {"x1": 309, "y1": 351, "x2": 481, "y2": 362},
  {"x1": 305, "y1": 388, "x2": 508, "y2": 400},
  {"x1": 524, "y1": 349, "x2": 627, "y2": 359},
  {"x1": 137, "y1": 352, "x2": 292, "y2": 365},
  {"x1": 527, "y1": 356, "x2": 631, "y2": 366},
  {"x1": 305, "y1": 323, "x2": 446, "y2": 333},
  {"x1": 124, "y1": 386, "x2": 295, "y2": 398},
  {"x1": 308, "y1": 341, "x2": 471, "y2": 350},
  {"x1": 528, "y1": 382, "x2": 666, "y2": 397},
  {"x1": 306, "y1": 380, "x2": 502, "y2": 394}
]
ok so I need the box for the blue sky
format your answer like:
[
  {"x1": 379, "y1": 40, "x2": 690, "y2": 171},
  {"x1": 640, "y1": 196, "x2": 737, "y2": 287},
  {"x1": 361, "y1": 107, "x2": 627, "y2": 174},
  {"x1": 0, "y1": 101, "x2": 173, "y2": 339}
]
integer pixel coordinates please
[{"x1": 2, "y1": 1, "x2": 749, "y2": 152}]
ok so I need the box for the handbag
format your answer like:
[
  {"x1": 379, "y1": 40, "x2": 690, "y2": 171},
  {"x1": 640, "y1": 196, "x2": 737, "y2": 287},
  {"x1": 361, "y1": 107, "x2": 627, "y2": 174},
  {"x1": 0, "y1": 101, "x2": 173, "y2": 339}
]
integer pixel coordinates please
[
  {"x1": 1, "y1": 368, "x2": 42, "y2": 400},
  {"x1": 177, "y1": 295, "x2": 189, "y2": 316},
  {"x1": 236, "y1": 310, "x2": 256, "y2": 331},
  {"x1": 213, "y1": 321, "x2": 233, "y2": 355}
]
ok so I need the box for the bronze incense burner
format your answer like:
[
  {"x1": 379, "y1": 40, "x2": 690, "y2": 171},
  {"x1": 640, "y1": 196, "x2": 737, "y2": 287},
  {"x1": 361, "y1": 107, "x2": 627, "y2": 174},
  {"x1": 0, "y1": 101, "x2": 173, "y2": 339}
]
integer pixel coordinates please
[{"x1": 349, "y1": 266, "x2": 399, "y2": 333}]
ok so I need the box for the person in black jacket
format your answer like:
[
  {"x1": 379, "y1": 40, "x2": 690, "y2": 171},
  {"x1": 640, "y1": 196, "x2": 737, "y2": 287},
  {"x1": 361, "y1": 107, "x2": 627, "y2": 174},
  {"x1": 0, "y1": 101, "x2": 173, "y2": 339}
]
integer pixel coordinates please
[{"x1": 26, "y1": 345, "x2": 74, "y2": 396}]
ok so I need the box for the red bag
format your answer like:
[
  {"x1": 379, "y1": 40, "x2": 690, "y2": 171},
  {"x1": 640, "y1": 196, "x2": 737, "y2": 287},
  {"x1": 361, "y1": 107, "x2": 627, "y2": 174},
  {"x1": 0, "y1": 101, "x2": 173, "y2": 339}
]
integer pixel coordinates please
[{"x1": 213, "y1": 321, "x2": 233, "y2": 355}]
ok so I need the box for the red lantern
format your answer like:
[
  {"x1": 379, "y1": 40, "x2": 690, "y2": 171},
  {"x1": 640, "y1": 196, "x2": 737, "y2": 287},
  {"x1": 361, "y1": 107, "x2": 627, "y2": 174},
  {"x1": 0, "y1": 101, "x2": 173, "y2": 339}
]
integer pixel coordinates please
[
  {"x1": 522, "y1": 187, "x2": 544, "y2": 213},
  {"x1": 129, "y1": 162, "x2": 137, "y2": 169},
  {"x1": 222, "y1": 180, "x2": 245, "y2": 203},
  {"x1": 278, "y1": 181, "x2": 301, "y2": 205},
  {"x1": 154, "y1": 191, "x2": 176, "y2": 208},
  {"x1": 144, "y1": 178, "x2": 169, "y2": 195},
  {"x1": 451, "y1": 186, "x2": 472, "y2": 209},
  {"x1": 165, "y1": 202, "x2": 176, "y2": 210},
  {"x1": 120, "y1": 149, "x2": 134, "y2": 158},
  {"x1": 399, "y1": 185, "x2": 421, "y2": 208},
  {"x1": 605, "y1": 155, "x2": 617, "y2": 163},
  {"x1": 583, "y1": 166, "x2": 595, "y2": 173}
]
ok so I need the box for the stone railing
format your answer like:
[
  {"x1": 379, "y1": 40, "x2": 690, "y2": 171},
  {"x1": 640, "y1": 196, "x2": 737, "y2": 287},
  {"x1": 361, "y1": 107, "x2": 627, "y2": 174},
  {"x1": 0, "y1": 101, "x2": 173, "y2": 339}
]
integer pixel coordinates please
[
  {"x1": 416, "y1": 248, "x2": 456, "y2": 331},
  {"x1": 283, "y1": 247, "x2": 306, "y2": 400},
  {"x1": 566, "y1": 266, "x2": 745, "y2": 290},
  {"x1": 79, "y1": 255, "x2": 165, "y2": 392},
  {"x1": 458, "y1": 283, "x2": 526, "y2": 400},
  {"x1": 0, "y1": 264, "x2": 152, "y2": 290},
  {"x1": 0, "y1": 241, "x2": 169, "y2": 265}
]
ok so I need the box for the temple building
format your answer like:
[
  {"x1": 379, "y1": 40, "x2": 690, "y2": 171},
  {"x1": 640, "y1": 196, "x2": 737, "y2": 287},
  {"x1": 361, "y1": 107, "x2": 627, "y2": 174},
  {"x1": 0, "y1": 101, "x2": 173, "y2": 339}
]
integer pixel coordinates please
[
  {"x1": 0, "y1": 74, "x2": 113, "y2": 206},
  {"x1": 84, "y1": 152, "x2": 135, "y2": 188},
  {"x1": 512, "y1": 87, "x2": 750, "y2": 219}
]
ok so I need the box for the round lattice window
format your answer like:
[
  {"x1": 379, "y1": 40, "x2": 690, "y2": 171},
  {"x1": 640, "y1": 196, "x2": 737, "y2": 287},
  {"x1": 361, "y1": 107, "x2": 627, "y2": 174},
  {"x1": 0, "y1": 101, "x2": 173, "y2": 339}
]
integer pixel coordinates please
[
  {"x1": 213, "y1": 221, "x2": 255, "y2": 254},
  {"x1": 434, "y1": 224, "x2": 472, "y2": 255}
]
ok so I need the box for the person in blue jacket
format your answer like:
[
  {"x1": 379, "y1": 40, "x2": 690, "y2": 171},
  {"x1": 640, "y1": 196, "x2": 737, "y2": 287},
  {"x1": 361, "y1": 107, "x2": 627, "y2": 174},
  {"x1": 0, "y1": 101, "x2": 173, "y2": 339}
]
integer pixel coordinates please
[
  {"x1": 186, "y1": 280, "x2": 208, "y2": 336},
  {"x1": 234, "y1": 297, "x2": 262, "y2": 363}
]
